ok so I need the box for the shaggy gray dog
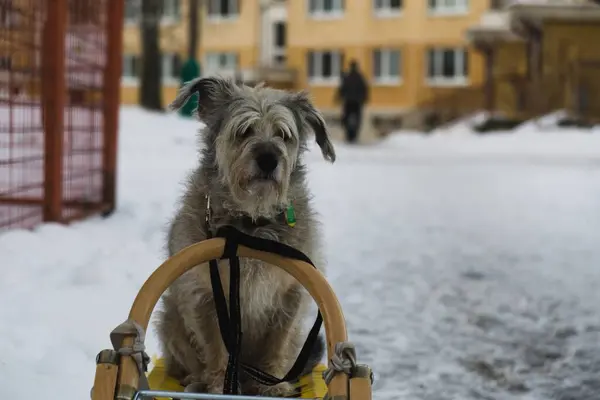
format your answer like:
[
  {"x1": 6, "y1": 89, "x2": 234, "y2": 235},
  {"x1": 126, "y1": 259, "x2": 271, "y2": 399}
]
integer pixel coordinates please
[{"x1": 156, "y1": 76, "x2": 335, "y2": 396}]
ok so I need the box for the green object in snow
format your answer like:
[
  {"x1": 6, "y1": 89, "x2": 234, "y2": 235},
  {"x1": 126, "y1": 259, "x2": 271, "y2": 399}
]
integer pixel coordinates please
[{"x1": 178, "y1": 58, "x2": 201, "y2": 117}]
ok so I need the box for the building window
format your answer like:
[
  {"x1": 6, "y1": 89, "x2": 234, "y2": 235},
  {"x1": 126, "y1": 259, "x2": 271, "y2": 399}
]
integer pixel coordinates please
[
  {"x1": 162, "y1": 53, "x2": 181, "y2": 82},
  {"x1": 373, "y1": 49, "x2": 401, "y2": 84},
  {"x1": 162, "y1": 0, "x2": 181, "y2": 20},
  {"x1": 273, "y1": 22, "x2": 286, "y2": 66},
  {"x1": 374, "y1": 0, "x2": 402, "y2": 15},
  {"x1": 274, "y1": 22, "x2": 286, "y2": 48},
  {"x1": 426, "y1": 47, "x2": 468, "y2": 85},
  {"x1": 308, "y1": 0, "x2": 344, "y2": 18},
  {"x1": 428, "y1": 0, "x2": 469, "y2": 15},
  {"x1": 124, "y1": 0, "x2": 138, "y2": 23},
  {"x1": 205, "y1": 52, "x2": 239, "y2": 76},
  {"x1": 208, "y1": 0, "x2": 239, "y2": 19},
  {"x1": 122, "y1": 54, "x2": 139, "y2": 83},
  {"x1": 125, "y1": 0, "x2": 181, "y2": 23},
  {"x1": 307, "y1": 50, "x2": 344, "y2": 85}
]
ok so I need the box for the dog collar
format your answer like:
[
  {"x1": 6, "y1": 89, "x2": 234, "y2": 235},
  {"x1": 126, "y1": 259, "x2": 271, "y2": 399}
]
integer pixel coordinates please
[
  {"x1": 205, "y1": 195, "x2": 296, "y2": 234},
  {"x1": 240, "y1": 214, "x2": 277, "y2": 229},
  {"x1": 239, "y1": 204, "x2": 296, "y2": 229}
]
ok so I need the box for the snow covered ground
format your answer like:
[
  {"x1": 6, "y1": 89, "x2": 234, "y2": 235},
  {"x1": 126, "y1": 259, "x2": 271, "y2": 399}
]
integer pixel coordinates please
[{"x1": 1, "y1": 106, "x2": 600, "y2": 400}]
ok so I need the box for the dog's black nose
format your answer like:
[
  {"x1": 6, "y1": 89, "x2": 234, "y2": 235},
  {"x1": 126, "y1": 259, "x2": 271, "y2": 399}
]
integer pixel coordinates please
[{"x1": 255, "y1": 151, "x2": 278, "y2": 174}]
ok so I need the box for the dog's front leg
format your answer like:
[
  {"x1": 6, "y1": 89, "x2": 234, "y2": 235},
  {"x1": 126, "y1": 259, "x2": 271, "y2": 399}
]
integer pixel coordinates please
[
  {"x1": 242, "y1": 291, "x2": 306, "y2": 397},
  {"x1": 176, "y1": 340, "x2": 228, "y2": 394},
  {"x1": 242, "y1": 335, "x2": 297, "y2": 398},
  {"x1": 200, "y1": 315, "x2": 234, "y2": 394}
]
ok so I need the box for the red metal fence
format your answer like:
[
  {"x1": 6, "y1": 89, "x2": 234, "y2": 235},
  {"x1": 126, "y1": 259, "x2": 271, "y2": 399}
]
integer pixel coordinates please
[{"x1": 0, "y1": 0, "x2": 123, "y2": 232}]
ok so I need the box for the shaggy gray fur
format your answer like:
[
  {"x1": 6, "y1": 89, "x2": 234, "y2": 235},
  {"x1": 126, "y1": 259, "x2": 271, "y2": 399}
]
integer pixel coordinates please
[{"x1": 155, "y1": 77, "x2": 335, "y2": 396}]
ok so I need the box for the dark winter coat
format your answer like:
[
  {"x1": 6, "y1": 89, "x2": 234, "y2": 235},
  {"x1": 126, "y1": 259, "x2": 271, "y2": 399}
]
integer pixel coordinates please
[{"x1": 337, "y1": 68, "x2": 369, "y2": 105}]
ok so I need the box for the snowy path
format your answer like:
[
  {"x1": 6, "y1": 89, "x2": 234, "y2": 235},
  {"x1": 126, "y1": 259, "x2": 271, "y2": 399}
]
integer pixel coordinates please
[{"x1": 1, "y1": 107, "x2": 600, "y2": 400}]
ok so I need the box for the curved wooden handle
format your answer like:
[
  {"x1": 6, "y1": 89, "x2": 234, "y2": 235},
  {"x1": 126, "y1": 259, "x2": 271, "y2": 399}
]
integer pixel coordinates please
[{"x1": 117, "y1": 237, "x2": 349, "y2": 398}]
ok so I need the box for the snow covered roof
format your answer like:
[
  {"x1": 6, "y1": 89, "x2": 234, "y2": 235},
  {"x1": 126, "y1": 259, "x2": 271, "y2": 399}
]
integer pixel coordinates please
[{"x1": 465, "y1": 10, "x2": 521, "y2": 43}]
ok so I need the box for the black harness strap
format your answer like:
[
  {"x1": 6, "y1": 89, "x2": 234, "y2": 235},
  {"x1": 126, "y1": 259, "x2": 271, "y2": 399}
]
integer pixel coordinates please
[{"x1": 206, "y1": 225, "x2": 324, "y2": 394}]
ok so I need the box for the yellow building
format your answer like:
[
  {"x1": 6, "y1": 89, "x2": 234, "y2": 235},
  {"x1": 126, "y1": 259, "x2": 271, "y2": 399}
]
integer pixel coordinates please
[
  {"x1": 120, "y1": 0, "x2": 188, "y2": 105},
  {"x1": 121, "y1": 0, "x2": 496, "y2": 131},
  {"x1": 466, "y1": 0, "x2": 600, "y2": 127},
  {"x1": 287, "y1": 0, "x2": 489, "y2": 122},
  {"x1": 120, "y1": 0, "x2": 294, "y2": 106}
]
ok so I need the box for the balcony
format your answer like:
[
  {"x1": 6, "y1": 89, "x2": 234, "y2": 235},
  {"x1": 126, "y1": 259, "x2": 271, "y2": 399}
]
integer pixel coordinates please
[
  {"x1": 465, "y1": 8, "x2": 520, "y2": 46},
  {"x1": 480, "y1": 10, "x2": 510, "y2": 26}
]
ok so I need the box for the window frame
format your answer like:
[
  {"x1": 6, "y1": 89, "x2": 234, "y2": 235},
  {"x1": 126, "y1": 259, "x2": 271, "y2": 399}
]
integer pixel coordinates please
[
  {"x1": 207, "y1": 0, "x2": 240, "y2": 22},
  {"x1": 121, "y1": 53, "x2": 140, "y2": 86},
  {"x1": 307, "y1": 0, "x2": 345, "y2": 20},
  {"x1": 124, "y1": 0, "x2": 138, "y2": 25},
  {"x1": 161, "y1": 0, "x2": 181, "y2": 24},
  {"x1": 161, "y1": 52, "x2": 181, "y2": 85},
  {"x1": 427, "y1": 0, "x2": 469, "y2": 16},
  {"x1": 373, "y1": 0, "x2": 403, "y2": 18},
  {"x1": 204, "y1": 52, "x2": 239, "y2": 78},
  {"x1": 372, "y1": 48, "x2": 402, "y2": 85},
  {"x1": 124, "y1": 0, "x2": 182, "y2": 25},
  {"x1": 425, "y1": 47, "x2": 469, "y2": 86},
  {"x1": 306, "y1": 49, "x2": 344, "y2": 86},
  {"x1": 272, "y1": 21, "x2": 287, "y2": 67}
]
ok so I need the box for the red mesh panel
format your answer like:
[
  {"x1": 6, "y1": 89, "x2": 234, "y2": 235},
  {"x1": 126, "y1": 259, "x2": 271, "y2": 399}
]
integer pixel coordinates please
[
  {"x1": 0, "y1": 0, "x2": 46, "y2": 230},
  {"x1": 0, "y1": 0, "x2": 122, "y2": 233},
  {"x1": 62, "y1": 0, "x2": 106, "y2": 221}
]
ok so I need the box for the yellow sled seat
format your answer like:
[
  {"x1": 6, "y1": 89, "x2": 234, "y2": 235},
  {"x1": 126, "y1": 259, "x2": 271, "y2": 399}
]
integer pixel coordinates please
[
  {"x1": 146, "y1": 356, "x2": 328, "y2": 399},
  {"x1": 146, "y1": 357, "x2": 187, "y2": 400}
]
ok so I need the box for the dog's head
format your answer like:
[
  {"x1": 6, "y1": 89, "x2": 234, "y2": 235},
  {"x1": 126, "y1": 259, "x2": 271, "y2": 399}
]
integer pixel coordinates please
[{"x1": 169, "y1": 76, "x2": 335, "y2": 217}]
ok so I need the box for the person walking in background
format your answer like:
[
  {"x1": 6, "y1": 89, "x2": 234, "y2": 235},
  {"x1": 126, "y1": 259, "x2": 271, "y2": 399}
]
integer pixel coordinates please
[{"x1": 336, "y1": 60, "x2": 369, "y2": 144}]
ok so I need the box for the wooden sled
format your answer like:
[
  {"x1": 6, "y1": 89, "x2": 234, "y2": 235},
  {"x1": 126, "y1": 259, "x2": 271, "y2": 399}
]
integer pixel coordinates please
[{"x1": 90, "y1": 227, "x2": 373, "y2": 400}]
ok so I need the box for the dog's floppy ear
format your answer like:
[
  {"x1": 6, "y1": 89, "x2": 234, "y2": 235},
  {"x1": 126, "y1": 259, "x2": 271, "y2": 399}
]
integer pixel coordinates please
[
  {"x1": 284, "y1": 91, "x2": 336, "y2": 163},
  {"x1": 168, "y1": 76, "x2": 236, "y2": 119}
]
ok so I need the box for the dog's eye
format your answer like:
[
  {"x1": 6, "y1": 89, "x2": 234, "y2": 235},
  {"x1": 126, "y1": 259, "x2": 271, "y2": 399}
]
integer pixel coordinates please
[
  {"x1": 238, "y1": 127, "x2": 254, "y2": 139},
  {"x1": 275, "y1": 128, "x2": 290, "y2": 141}
]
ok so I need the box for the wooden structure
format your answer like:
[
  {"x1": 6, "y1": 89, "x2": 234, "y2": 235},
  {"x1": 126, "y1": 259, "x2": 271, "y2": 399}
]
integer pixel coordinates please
[
  {"x1": 91, "y1": 232, "x2": 373, "y2": 400},
  {"x1": 466, "y1": 0, "x2": 600, "y2": 126},
  {"x1": 0, "y1": 0, "x2": 124, "y2": 231}
]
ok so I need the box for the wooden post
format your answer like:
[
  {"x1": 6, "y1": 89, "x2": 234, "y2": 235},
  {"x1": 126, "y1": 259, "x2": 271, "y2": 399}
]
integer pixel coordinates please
[
  {"x1": 484, "y1": 44, "x2": 496, "y2": 112},
  {"x1": 91, "y1": 350, "x2": 119, "y2": 400},
  {"x1": 531, "y1": 29, "x2": 543, "y2": 80},
  {"x1": 524, "y1": 23, "x2": 542, "y2": 81},
  {"x1": 523, "y1": 22, "x2": 543, "y2": 116},
  {"x1": 42, "y1": 0, "x2": 67, "y2": 222},
  {"x1": 102, "y1": 0, "x2": 125, "y2": 215}
]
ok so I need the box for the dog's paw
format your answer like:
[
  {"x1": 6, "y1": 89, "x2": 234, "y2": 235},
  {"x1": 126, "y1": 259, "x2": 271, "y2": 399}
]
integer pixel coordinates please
[
  {"x1": 181, "y1": 374, "x2": 208, "y2": 393},
  {"x1": 205, "y1": 384, "x2": 221, "y2": 394},
  {"x1": 251, "y1": 382, "x2": 296, "y2": 398},
  {"x1": 183, "y1": 382, "x2": 207, "y2": 393}
]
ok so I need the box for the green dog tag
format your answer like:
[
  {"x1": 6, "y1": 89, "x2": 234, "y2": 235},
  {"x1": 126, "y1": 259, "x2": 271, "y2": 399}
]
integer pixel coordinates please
[{"x1": 286, "y1": 204, "x2": 296, "y2": 227}]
